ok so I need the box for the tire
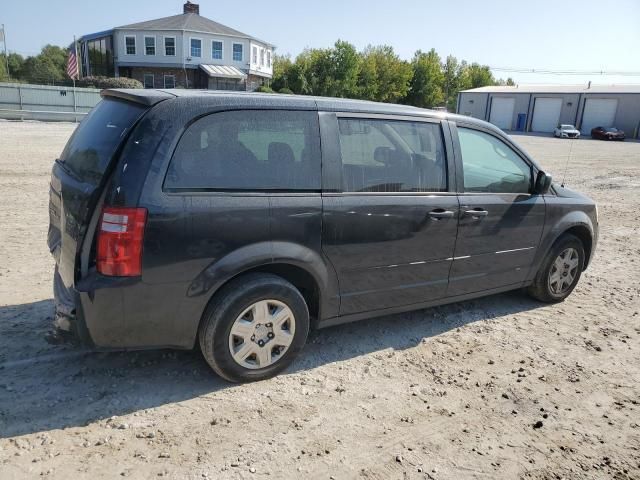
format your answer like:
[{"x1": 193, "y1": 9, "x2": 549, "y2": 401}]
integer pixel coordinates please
[
  {"x1": 527, "y1": 234, "x2": 585, "y2": 303},
  {"x1": 198, "y1": 273, "x2": 310, "y2": 382}
]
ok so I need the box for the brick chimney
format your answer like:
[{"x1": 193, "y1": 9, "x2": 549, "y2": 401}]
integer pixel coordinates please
[{"x1": 183, "y1": 1, "x2": 199, "y2": 14}]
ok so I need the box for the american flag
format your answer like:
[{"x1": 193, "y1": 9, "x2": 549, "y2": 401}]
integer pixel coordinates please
[{"x1": 66, "y1": 44, "x2": 78, "y2": 80}]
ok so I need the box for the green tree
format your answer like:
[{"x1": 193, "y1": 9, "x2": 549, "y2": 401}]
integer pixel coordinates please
[
  {"x1": 0, "y1": 55, "x2": 8, "y2": 81},
  {"x1": 442, "y1": 54, "x2": 464, "y2": 112},
  {"x1": 270, "y1": 54, "x2": 293, "y2": 91},
  {"x1": 466, "y1": 62, "x2": 495, "y2": 88},
  {"x1": 357, "y1": 45, "x2": 412, "y2": 103},
  {"x1": 323, "y1": 40, "x2": 361, "y2": 98},
  {"x1": 7, "y1": 53, "x2": 25, "y2": 79},
  {"x1": 18, "y1": 44, "x2": 68, "y2": 84},
  {"x1": 405, "y1": 49, "x2": 444, "y2": 108}
]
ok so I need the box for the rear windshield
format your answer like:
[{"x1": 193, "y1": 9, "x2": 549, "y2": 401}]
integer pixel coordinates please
[{"x1": 59, "y1": 98, "x2": 147, "y2": 183}]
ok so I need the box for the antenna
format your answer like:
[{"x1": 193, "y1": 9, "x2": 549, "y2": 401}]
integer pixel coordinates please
[{"x1": 560, "y1": 139, "x2": 575, "y2": 187}]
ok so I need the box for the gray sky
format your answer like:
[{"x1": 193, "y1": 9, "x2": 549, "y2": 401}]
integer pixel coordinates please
[{"x1": 2, "y1": 0, "x2": 639, "y2": 85}]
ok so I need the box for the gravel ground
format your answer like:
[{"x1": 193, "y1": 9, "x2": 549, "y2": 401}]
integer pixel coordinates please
[{"x1": 0, "y1": 120, "x2": 638, "y2": 480}]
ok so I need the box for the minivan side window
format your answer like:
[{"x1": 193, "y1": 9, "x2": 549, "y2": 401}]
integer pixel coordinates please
[
  {"x1": 457, "y1": 127, "x2": 532, "y2": 194},
  {"x1": 337, "y1": 118, "x2": 447, "y2": 193},
  {"x1": 165, "y1": 110, "x2": 321, "y2": 191}
]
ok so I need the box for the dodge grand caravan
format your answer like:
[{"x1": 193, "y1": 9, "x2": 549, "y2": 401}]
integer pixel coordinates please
[{"x1": 49, "y1": 89, "x2": 598, "y2": 382}]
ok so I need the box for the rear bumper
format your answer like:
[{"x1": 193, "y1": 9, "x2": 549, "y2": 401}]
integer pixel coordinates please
[
  {"x1": 53, "y1": 266, "x2": 94, "y2": 347},
  {"x1": 53, "y1": 267, "x2": 199, "y2": 350}
]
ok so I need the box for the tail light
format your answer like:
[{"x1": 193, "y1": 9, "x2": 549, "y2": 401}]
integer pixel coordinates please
[{"x1": 96, "y1": 207, "x2": 147, "y2": 276}]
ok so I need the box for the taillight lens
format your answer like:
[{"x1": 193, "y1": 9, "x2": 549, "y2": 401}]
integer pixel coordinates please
[{"x1": 96, "y1": 207, "x2": 147, "y2": 277}]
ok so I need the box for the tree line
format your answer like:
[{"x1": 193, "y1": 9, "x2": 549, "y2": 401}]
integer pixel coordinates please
[
  {"x1": 1, "y1": 40, "x2": 514, "y2": 111},
  {"x1": 268, "y1": 40, "x2": 514, "y2": 111},
  {"x1": 0, "y1": 45, "x2": 70, "y2": 85},
  {"x1": 0, "y1": 45, "x2": 142, "y2": 88}
]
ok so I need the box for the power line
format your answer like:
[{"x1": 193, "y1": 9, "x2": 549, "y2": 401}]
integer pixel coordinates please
[{"x1": 488, "y1": 66, "x2": 640, "y2": 76}]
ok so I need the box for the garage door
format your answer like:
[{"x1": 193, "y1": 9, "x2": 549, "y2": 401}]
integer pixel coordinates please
[
  {"x1": 581, "y1": 99, "x2": 618, "y2": 134},
  {"x1": 489, "y1": 97, "x2": 515, "y2": 130},
  {"x1": 531, "y1": 98, "x2": 562, "y2": 133}
]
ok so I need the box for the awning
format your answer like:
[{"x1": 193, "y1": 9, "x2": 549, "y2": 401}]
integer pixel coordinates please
[{"x1": 199, "y1": 65, "x2": 247, "y2": 80}]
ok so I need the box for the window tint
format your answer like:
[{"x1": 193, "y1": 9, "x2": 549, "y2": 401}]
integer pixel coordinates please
[
  {"x1": 458, "y1": 128, "x2": 532, "y2": 194},
  {"x1": 165, "y1": 110, "x2": 321, "y2": 191},
  {"x1": 337, "y1": 118, "x2": 447, "y2": 193},
  {"x1": 60, "y1": 98, "x2": 146, "y2": 185}
]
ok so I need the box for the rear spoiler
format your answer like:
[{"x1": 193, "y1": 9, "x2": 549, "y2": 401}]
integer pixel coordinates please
[{"x1": 101, "y1": 89, "x2": 177, "y2": 107}]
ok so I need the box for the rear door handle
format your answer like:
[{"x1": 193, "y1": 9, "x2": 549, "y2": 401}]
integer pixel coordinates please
[
  {"x1": 464, "y1": 208, "x2": 489, "y2": 218},
  {"x1": 428, "y1": 209, "x2": 455, "y2": 219}
]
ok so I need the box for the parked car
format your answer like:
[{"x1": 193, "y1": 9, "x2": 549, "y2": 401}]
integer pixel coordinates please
[
  {"x1": 591, "y1": 126, "x2": 625, "y2": 141},
  {"x1": 49, "y1": 90, "x2": 599, "y2": 382},
  {"x1": 554, "y1": 124, "x2": 580, "y2": 139}
]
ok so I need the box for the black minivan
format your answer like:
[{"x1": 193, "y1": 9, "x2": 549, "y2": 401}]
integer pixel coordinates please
[{"x1": 49, "y1": 89, "x2": 598, "y2": 382}]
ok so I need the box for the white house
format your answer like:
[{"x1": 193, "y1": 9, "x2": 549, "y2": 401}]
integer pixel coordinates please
[{"x1": 78, "y1": 2, "x2": 274, "y2": 91}]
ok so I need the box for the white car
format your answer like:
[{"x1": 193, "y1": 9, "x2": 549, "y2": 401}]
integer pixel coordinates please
[{"x1": 554, "y1": 124, "x2": 580, "y2": 139}]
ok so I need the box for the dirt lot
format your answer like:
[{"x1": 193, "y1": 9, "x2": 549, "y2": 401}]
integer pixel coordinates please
[{"x1": 0, "y1": 121, "x2": 638, "y2": 480}]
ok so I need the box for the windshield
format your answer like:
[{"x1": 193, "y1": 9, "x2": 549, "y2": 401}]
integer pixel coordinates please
[
  {"x1": 59, "y1": 98, "x2": 147, "y2": 184},
  {"x1": 560, "y1": 125, "x2": 575, "y2": 130},
  {"x1": 606, "y1": 128, "x2": 618, "y2": 132}
]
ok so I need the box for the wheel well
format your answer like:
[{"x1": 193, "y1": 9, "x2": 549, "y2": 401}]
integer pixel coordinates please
[
  {"x1": 562, "y1": 225, "x2": 593, "y2": 268},
  {"x1": 208, "y1": 264, "x2": 321, "y2": 324}
]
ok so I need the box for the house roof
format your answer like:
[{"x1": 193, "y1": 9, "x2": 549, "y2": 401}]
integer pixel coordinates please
[
  {"x1": 115, "y1": 13, "x2": 272, "y2": 46},
  {"x1": 460, "y1": 84, "x2": 640, "y2": 94}
]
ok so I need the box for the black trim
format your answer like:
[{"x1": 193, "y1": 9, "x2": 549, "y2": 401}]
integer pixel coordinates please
[
  {"x1": 327, "y1": 112, "x2": 451, "y2": 194},
  {"x1": 449, "y1": 121, "x2": 538, "y2": 194}
]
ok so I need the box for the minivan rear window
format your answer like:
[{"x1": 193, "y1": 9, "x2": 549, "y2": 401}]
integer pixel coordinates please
[{"x1": 59, "y1": 98, "x2": 147, "y2": 184}]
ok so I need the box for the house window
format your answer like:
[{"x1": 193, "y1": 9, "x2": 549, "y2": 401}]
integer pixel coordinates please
[
  {"x1": 143, "y1": 73, "x2": 154, "y2": 89},
  {"x1": 233, "y1": 43, "x2": 243, "y2": 61},
  {"x1": 260, "y1": 49, "x2": 265, "y2": 67},
  {"x1": 190, "y1": 38, "x2": 202, "y2": 58},
  {"x1": 252, "y1": 46, "x2": 257, "y2": 64},
  {"x1": 164, "y1": 37, "x2": 176, "y2": 56},
  {"x1": 267, "y1": 50, "x2": 271, "y2": 68},
  {"x1": 211, "y1": 41, "x2": 223, "y2": 60},
  {"x1": 164, "y1": 75, "x2": 176, "y2": 89},
  {"x1": 144, "y1": 36, "x2": 156, "y2": 56},
  {"x1": 125, "y1": 35, "x2": 136, "y2": 55}
]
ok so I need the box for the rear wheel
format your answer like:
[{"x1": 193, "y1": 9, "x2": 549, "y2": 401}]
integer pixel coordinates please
[
  {"x1": 198, "y1": 273, "x2": 310, "y2": 382},
  {"x1": 527, "y1": 234, "x2": 585, "y2": 303}
]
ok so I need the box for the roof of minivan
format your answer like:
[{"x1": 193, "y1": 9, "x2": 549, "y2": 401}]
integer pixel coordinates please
[{"x1": 100, "y1": 88, "x2": 478, "y2": 125}]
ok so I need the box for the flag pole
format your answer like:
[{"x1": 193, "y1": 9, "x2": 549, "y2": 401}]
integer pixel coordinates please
[
  {"x1": 2, "y1": 24, "x2": 8, "y2": 78},
  {"x1": 73, "y1": 35, "x2": 77, "y2": 122}
]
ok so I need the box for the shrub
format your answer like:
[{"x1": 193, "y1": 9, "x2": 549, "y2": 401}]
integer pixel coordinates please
[
  {"x1": 79, "y1": 76, "x2": 143, "y2": 89},
  {"x1": 278, "y1": 87, "x2": 294, "y2": 95},
  {"x1": 255, "y1": 85, "x2": 274, "y2": 93}
]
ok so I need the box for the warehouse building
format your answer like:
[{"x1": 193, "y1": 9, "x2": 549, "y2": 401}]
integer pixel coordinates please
[{"x1": 457, "y1": 84, "x2": 640, "y2": 138}]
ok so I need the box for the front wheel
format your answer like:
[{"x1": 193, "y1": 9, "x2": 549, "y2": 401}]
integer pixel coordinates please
[
  {"x1": 198, "y1": 273, "x2": 310, "y2": 382},
  {"x1": 527, "y1": 234, "x2": 585, "y2": 303}
]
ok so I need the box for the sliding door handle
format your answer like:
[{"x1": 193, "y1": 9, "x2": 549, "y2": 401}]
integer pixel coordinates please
[
  {"x1": 428, "y1": 209, "x2": 455, "y2": 219},
  {"x1": 464, "y1": 208, "x2": 489, "y2": 218}
]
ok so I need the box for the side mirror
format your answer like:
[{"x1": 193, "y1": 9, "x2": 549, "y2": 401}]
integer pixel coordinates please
[{"x1": 534, "y1": 170, "x2": 552, "y2": 194}]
